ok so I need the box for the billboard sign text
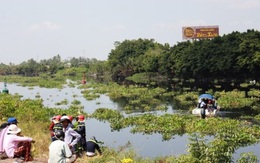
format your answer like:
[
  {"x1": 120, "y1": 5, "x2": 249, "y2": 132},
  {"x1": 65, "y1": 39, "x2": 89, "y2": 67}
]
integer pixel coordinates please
[{"x1": 182, "y1": 26, "x2": 219, "y2": 39}]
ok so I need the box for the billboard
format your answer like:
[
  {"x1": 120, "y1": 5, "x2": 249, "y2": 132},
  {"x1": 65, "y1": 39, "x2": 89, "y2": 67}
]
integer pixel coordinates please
[{"x1": 182, "y1": 26, "x2": 219, "y2": 39}]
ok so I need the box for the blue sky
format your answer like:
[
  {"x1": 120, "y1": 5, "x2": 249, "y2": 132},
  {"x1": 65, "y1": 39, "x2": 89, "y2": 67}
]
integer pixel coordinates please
[{"x1": 1, "y1": 0, "x2": 260, "y2": 64}]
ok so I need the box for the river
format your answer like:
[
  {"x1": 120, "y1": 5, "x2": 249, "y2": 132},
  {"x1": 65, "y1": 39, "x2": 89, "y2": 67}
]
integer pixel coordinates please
[{"x1": 1, "y1": 82, "x2": 259, "y2": 160}]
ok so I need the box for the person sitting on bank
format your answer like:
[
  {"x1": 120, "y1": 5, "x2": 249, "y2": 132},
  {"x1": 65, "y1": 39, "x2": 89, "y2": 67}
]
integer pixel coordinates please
[
  {"x1": 3, "y1": 124, "x2": 34, "y2": 162},
  {"x1": 86, "y1": 136, "x2": 102, "y2": 157},
  {"x1": 0, "y1": 117, "x2": 19, "y2": 159},
  {"x1": 48, "y1": 130, "x2": 76, "y2": 163}
]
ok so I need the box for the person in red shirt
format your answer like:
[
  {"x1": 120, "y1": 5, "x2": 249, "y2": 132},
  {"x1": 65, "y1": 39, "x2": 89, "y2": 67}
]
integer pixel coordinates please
[{"x1": 49, "y1": 115, "x2": 62, "y2": 141}]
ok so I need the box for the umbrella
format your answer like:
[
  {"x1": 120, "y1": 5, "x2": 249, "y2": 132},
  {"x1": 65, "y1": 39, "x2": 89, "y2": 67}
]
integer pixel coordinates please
[{"x1": 199, "y1": 94, "x2": 214, "y2": 100}]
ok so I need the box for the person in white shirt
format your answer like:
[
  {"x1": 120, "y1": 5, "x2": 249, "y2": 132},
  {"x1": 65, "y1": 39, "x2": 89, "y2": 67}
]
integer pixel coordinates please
[
  {"x1": 60, "y1": 116, "x2": 81, "y2": 152},
  {"x1": 49, "y1": 130, "x2": 76, "y2": 163}
]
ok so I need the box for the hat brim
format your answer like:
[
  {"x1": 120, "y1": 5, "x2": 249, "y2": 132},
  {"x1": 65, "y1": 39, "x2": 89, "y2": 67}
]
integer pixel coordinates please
[
  {"x1": 60, "y1": 119, "x2": 70, "y2": 123},
  {"x1": 7, "y1": 128, "x2": 21, "y2": 134}
]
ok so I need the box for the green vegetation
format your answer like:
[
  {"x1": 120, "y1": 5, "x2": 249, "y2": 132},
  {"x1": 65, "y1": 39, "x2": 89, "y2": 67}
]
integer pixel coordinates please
[
  {"x1": 91, "y1": 108, "x2": 260, "y2": 162},
  {"x1": 217, "y1": 90, "x2": 259, "y2": 111},
  {"x1": 71, "y1": 99, "x2": 81, "y2": 105},
  {"x1": 0, "y1": 75, "x2": 66, "y2": 88},
  {"x1": 1, "y1": 94, "x2": 259, "y2": 162},
  {"x1": 79, "y1": 82, "x2": 260, "y2": 114},
  {"x1": 55, "y1": 99, "x2": 69, "y2": 105},
  {"x1": 79, "y1": 82, "x2": 174, "y2": 113},
  {"x1": 91, "y1": 108, "x2": 260, "y2": 138},
  {"x1": 108, "y1": 30, "x2": 259, "y2": 84}
]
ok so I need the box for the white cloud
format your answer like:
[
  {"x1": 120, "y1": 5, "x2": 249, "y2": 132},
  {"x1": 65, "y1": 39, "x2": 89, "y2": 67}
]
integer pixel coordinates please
[{"x1": 29, "y1": 21, "x2": 60, "y2": 32}]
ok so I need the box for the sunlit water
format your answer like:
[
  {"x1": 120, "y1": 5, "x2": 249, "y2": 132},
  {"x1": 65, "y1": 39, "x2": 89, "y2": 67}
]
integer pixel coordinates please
[{"x1": 1, "y1": 82, "x2": 259, "y2": 160}]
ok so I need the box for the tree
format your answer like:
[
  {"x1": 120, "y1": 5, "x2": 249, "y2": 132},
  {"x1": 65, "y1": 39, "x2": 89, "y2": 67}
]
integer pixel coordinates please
[{"x1": 108, "y1": 38, "x2": 166, "y2": 81}]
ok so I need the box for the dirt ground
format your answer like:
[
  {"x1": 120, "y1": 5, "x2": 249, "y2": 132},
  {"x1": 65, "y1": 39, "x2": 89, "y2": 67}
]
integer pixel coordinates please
[{"x1": 0, "y1": 158, "x2": 48, "y2": 163}]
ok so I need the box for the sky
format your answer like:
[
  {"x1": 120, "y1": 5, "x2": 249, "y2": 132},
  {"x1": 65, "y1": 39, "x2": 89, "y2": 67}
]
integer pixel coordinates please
[{"x1": 0, "y1": 0, "x2": 260, "y2": 64}]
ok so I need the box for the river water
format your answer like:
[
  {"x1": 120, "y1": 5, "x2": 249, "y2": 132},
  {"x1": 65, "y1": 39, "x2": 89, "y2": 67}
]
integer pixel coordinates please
[{"x1": 1, "y1": 82, "x2": 259, "y2": 160}]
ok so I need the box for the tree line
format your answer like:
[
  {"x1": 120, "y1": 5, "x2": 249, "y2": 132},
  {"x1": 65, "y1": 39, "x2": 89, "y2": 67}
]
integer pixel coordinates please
[
  {"x1": 0, "y1": 55, "x2": 109, "y2": 78},
  {"x1": 1, "y1": 29, "x2": 259, "y2": 85},
  {"x1": 108, "y1": 29, "x2": 260, "y2": 83}
]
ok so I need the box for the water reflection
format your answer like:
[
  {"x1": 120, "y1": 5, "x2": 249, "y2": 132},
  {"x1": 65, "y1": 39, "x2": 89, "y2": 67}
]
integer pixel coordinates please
[
  {"x1": 1, "y1": 82, "x2": 259, "y2": 160},
  {"x1": 86, "y1": 118, "x2": 189, "y2": 158}
]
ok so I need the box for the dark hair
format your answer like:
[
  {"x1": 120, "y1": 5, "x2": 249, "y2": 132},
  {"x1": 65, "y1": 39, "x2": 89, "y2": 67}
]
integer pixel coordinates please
[
  {"x1": 55, "y1": 130, "x2": 65, "y2": 140},
  {"x1": 0, "y1": 123, "x2": 8, "y2": 130}
]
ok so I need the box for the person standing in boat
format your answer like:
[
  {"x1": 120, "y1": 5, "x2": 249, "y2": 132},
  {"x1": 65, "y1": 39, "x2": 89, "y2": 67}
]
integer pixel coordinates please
[{"x1": 200, "y1": 99, "x2": 207, "y2": 119}]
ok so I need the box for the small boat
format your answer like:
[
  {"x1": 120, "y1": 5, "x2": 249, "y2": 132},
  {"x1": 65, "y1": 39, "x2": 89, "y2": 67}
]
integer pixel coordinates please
[{"x1": 192, "y1": 94, "x2": 219, "y2": 117}]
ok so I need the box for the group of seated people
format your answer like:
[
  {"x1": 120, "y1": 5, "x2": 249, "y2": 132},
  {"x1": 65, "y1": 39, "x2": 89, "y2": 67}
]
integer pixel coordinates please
[
  {"x1": 198, "y1": 98, "x2": 218, "y2": 111},
  {"x1": 0, "y1": 115, "x2": 102, "y2": 162},
  {"x1": 48, "y1": 114, "x2": 102, "y2": 163},
  {"x1": 198, "y1": 98, "x2": 220, "y2": 119}
]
